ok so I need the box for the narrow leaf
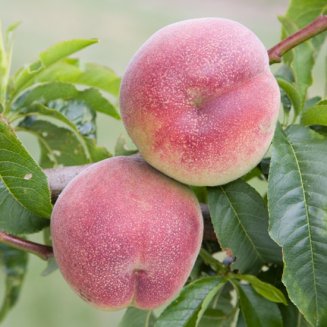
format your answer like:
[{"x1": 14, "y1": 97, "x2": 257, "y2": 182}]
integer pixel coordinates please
[
  {"x1": 268, "y1": 124, "x2": 327, "y2": 326},
  {"x1": 0, "y1": 245, "x2": 28, "y2": 322},
  {"x1": 277, "y1": 77, "x2": 303, "y2": 116},
  {"x1": 236, "y1": 283, "x2": 283, "y2": 327},
  {"x1": 26, "y1": 58, "x2": 121, "y2": 96},
  {"x1": 18, "y1": 118, "x2": 88, "y2": 168},
  {"x1": 12, "y1": 82, "x2": 119, "y2": 119},
  {"x1": 155, "y1": 277, "x2": 223, "y2": 327},
  {"x1": 236, "y1": 274, "x2": 287, "y2": 305},
  {"x1": 301, "y1": 102, "x2": 327, "y2": 126},
  {"x1": 208, "y1": 180, "x2": 281, "y2": 273},
  {"x1": 0, "y1": 119, "x2": 52, "y2": 217},
  {"x1": 119, "y1": 308, "x2": 155, "y2": 327},
  {"x1": 12, "y1": 38, "x2": 98, "y2": 95},
  {"x1": 279, "y1": 301, "x2": 311, "y2": 327},
  {"x1": 279, "y1": 0, "x2": 327, "y2": 102},
  {"x1": 0, "y1": 180, "x2": 49, "y2": 234},
  {"x1": 198, "y1": 283, "x2": 236, "y2": 327}
]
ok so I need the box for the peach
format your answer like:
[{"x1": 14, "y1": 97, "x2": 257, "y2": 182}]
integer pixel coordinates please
[
  {"x1": 50, "y1": 156, "x2": 203, "y2": 310},
  {"x1": 120, "y1": 18, "x2": 280, "y2": 186}
]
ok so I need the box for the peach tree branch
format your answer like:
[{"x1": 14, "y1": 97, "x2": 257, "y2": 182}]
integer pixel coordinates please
[{"x1": 268, "y1": 15, "x2": 327, "y2": 64}]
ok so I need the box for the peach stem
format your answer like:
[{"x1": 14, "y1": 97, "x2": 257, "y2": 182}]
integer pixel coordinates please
[
  {"x1": 0, "y1": 231, "x2": 53, "y2": 260},
  {"x1": 268, "y1": 15, "x2": 327, "y2": 64}
]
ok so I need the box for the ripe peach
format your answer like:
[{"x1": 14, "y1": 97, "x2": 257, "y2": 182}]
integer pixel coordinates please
[
  {"x1": 50, "y1": 156, "x2": 203, "y2": 310},
  {"x1": 120, "y1": 18, "x2": 280, "y2": 186}
]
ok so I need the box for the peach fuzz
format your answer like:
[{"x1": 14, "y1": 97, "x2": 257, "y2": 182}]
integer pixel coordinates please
[
  {"x1": 120, "y1": 18, "x2": 280, "y2": 186},
  {"x1": 50, "y1": 156, "x2": 203, "y2": 310}
]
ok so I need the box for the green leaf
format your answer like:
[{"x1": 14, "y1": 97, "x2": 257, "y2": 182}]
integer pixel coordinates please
[
  {"x1": 279, "y1": 1, "x2": 327, "y2": 102},
  {"x1": 12, "y1": 82, "x2": 119, "y2": 119},
  {"x1": 268, "y1": 124, "x2": 327, "y2": 326},
  {"x1": 25, "y1": 58, "x2": 121, "y2": 97},
  {"x1": 0, "y1": 244, "x2": 28, "y2": 323},
  {"x1": 12, "y1": 38, "x2": 98, "y2": 95},
  {"x1": 0, "y1": 180, "x2": 49, "y2": 234},
  {"x1": 301, "y1": 102, "x2": 327, "y2": 126},
  {"x1": 236, "y1": 274, "x2": 287, "y2": 305},
  {"x1": 0, "y1": 119, "x2": 52, "y2": 217},
  {"x1": 155, "y1": 277, "x2": 223, "y2": 327},
  {"x1": 14, "y1": 102, "x2": 94, "y2": 162},
  {"x1": 198, "y1": 283, "x2": 236, "y2": 327},
  {"x1": 279, "y1": 301, "x2": 311, "y2": 327},
  {"x1": 114, "y1": 134, "x2": 138, "y2": 156},
  {"x1": 207, "y1": 180, "x2": 281, "y2": 273},
  {"x1": 236, "y1": 283, "x2": 283, "y2": 327},
  {"x1": 0, "y1": 22, "x2": 7, "y2": 104},
  {"x1": 119, "y1": 308, "x2": 156, "y2": 327},
  {"x1": 277, "y1": 77, "x2": 303, "y2": 117},
  {"x1": 76, "y1": 87, "x2": 120, "y2": 118},
  {"x1": 18, "y1": 118, "x2": 89, "y2": 168}
]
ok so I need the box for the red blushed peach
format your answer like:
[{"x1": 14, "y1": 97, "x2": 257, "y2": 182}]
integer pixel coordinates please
[
  {"x1": 120, "y1": 18, "x2": 280, "y2": 186},
  {"x1": 50, "y1": 156, "x2": 203, "y2": 310}
]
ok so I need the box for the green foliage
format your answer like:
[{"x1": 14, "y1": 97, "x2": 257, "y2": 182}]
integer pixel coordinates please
[
  {"x1": 0, "y1": 119, "x2": 52, "y2": 218},
  {"x1": 268, "y1": 125, "x2": 327, "y2": 326},
  {"x1": 0, "y1": 0, "x2": 327, "y2": 325},
  {"x1": 208, "y1": 180, "x2": 281, "y2": 274},
  {"x1": 119, "y1": 308, "x2": 156, "y2": 327},
  {"x1": 236, "y1": 283, "x2": 283, "y2": 327},
  {"x1": 0, "y1": 245, "x2": 28, "y2": 322},
  {"x1": 0, "y1": 23, "x2": 120, "y2": 323},
  {"x1": 279, "y1": 0, "x2": 327, "y2": 103},
  {"x1": 155, "y1": 277, "x2": 224, "y2": 327}
]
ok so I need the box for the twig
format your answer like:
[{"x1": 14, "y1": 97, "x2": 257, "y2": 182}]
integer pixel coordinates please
[
  {"x1": 268, "y1": 15, "x2": 327, "y2": 64},
  {"x1": 0, "y1": 231, "x2": 53, "y2": 260}
]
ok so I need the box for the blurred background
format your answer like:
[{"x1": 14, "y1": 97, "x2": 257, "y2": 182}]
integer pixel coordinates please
[{"x1": 1, "y1": 0, "x2": 325, "y2": 326}]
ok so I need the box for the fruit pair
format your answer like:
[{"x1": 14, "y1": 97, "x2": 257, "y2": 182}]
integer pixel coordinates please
[{"x1": 51, "y1": 18, "x2": 280, "y2": 310}]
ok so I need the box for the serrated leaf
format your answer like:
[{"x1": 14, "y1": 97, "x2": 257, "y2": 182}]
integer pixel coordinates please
[
  {"x1": 14, "y1": 87, "x2": 112, "y2": 163},
  {"x1": 76, "y1": 87, "x2": 120, "y2": 118},
  {"x1": 19, "y1": 118, "x2": 109, "y2": 168},
  {"x1": 208, "y1": 180, "x2": 281, "y2": 274},
  {"x1": 277, "y1": 77, "x2": 303, "y2": 117},
  {"x1": 119, "y1": 308, "x2": 156, "y2": 327},
  {"x1": 0, "y1": 244, "x2": 28, "y2": 322},
  {"x1": 12, "y1": 81, "x2": 119, "y2": 119},
  {"x1": 26, "y1": 58, "x2": 121, "y2": 97},
  {"x1": 236, "y1": 274, "x2": 287, "y2": 305},
  {"x1": 18, "y1": 118, "x2": 88, "y2": 168},
  {"x1": 268, "y1": 124, "x2": 327, "y2": 326},
  {"x1": 301, "y1": 102, "x2": 327, "y2": 126},
  {"x1": 279, "y1": 1, "x2": 327, "y2": 102},
  {"x1": 155, "y1": 277, "x2": 223, "y2": 327},
  {"x1": 12, "y1": 38, "x2": 98, "y2": 95},
  {"x1": 30, "y1": 58, "x2": 121, "y2": 97},
  {"x1": 198, "y1": 283, "x2": 236, "y2": 327},
  {"x1": 0, "y1": 119, "x2": 52, "y2": 217},
  {"x1": 279, "y1": 301, "x2": 311, "y2": 327},
  {"x1": 236, "y1": 283, "x2": 283, "y2": 327},
  {"x1": 0, "y1": 180, "x2": 49, "y2": 234},
  {"x1": 14, "y1": 102, "x2": 93, "y2": 162}
]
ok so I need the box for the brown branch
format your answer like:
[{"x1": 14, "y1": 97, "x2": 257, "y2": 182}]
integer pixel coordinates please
[
  {"x1": 0, "y1": 231, "x2": 53, "y2": 260},
  {"x1": 45, "y1": 164, "x2": 91, "y2": 201},
  {"x1": 268, "y1": 15, "x2": 327, "y2": 64}
]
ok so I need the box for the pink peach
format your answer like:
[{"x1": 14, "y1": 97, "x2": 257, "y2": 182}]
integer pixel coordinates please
[
  {"x1": 120, "y1": 18, "x2": 280, "y2": 186},
  {"x1": 51, "y1": 156, "x2": 203, "y2": 310}
]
